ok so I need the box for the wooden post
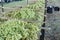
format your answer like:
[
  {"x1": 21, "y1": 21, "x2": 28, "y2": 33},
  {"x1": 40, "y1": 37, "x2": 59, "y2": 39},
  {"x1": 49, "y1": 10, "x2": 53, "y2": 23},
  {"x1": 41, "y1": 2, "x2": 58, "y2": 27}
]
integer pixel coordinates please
[
  {"x1": 40, "y1": 16, "x2": 46, "y2": 40},
  {"x1": 27, "y1": 0, "x2": 28, "y2": 4},
  {"x1": 1, "y1": 0, "x2": 4, "y2": 12},
  {"x1": 40, "y1": 0, "x2": 47, "y2": 40}
]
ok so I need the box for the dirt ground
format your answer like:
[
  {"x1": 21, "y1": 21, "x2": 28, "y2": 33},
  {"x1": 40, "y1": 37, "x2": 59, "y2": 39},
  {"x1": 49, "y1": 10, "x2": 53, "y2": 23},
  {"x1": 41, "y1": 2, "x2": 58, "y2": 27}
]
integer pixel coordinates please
[{"x1": 45, "y1": 0, "x2": 60, "y2": 40}]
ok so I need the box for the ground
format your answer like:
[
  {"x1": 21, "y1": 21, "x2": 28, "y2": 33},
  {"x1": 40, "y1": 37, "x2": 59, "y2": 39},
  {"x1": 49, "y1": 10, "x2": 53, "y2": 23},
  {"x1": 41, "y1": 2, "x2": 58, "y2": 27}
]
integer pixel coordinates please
[{"x1": 45, "y1": 0, "x2": 60, "y2": 40}]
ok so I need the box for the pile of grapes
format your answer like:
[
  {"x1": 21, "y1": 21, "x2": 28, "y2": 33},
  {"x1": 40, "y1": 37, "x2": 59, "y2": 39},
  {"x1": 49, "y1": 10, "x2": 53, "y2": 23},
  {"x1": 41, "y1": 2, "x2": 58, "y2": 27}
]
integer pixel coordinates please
[{"x1": 0, "y1": 0, "x2": 45, "y2": 40}]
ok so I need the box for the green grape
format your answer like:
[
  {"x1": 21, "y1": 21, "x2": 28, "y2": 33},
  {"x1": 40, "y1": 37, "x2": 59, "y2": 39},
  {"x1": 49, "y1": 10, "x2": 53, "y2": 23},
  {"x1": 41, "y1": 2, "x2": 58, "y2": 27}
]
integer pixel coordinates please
[
  {"x1": 0, "y1": 19, "x2": 40, "y2": 40},
  {"x1": 1, "y1": 0, "x2": 45, "y2": 40}
]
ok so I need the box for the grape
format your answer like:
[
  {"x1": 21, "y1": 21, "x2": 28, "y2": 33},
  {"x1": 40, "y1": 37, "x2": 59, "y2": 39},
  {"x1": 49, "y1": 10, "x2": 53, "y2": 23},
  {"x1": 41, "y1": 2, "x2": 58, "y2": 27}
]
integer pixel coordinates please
[
  {"x1": 0, "y1": 19, "x2": 39, "y2": 40},
  {"x1": 1, "y1": 0, "x2": 45, "y2": 40}
]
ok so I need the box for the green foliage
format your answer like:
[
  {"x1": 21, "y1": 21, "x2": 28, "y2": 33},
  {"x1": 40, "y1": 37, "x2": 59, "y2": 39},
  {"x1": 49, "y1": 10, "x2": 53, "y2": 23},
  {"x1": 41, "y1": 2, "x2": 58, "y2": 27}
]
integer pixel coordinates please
[{"x1": 0, "y1": 19, "x2": 39, "y2": 40}]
